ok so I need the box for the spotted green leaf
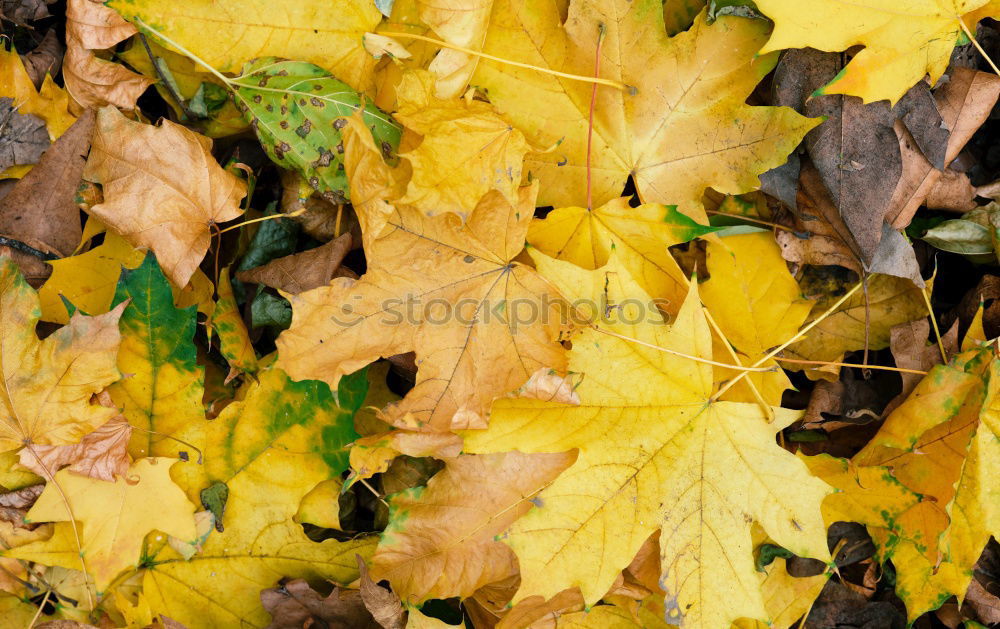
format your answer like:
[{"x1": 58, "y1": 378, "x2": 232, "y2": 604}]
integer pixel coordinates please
[
  {"x1": 233, "y1": 58, "x2": 401, "y2": 203},
  {"x1": 109, "y1": 253, "x2": 205, "y2": 459}
]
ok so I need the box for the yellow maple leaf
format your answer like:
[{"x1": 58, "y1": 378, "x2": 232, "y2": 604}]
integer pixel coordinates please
[
  {"x1": 471, "y1": 0, "x2": 819, "y2": 211},
  {"x1": 701, "y1": 231, "x2": 812, "y2": 404},
  {"x1": 392, "y1": 70, "x2": 530, "y2": 218},
  {"x1": 108, "y1": 0, "x2": 383, "y2": 95},
  {"x1": 137, "y1": 366, "x2": 374, "y2": 628},
  {"x1": 755, "y1": 0, "x2": 997, "y2": 105},
  {"x1": 463, "y1": 252, "x2": 831, "y2": 629},
  {"x1": 413, "y1": 0, "x2": 494, "y2": 98},
  {"x1": 527, "y1": 198, "x2": 714, "y2": 315},
  {"x1": 83, "y1": 106, "x2": 246, "y2": 287},
  {"x1": 17, "y1": 457, "x2": 197, "y2": 592},
  {"x1": 0, "y1": 47, "x2": 76, "y2": 178},
  {"x1": 0, "y1": 257, "x2": 123, "y2": 453},
  {"x1": 276, "y1": 118, "x2": 566, "y2": 431}
]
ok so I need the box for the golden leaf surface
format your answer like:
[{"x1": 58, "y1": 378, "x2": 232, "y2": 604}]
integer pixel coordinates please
[
  {"x1": 463, "y1": 253, "x2": 831, "y2": 629},
  {"x1": 471, "y1": 1, "x2": 819, "y2": 211},
  {"x1": 17, "y1": 457, "x2": 197, "y2": 593},
  {"x1": 0, "y1": 257, "x2": 123, "y2": 453},
  {"x1": 276, "y1": 118, "x2": 566, "y2": 431}
]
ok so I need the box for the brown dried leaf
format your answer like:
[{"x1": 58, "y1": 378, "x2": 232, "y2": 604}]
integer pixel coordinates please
[
  {"x1": 20, "y1": 30, "x2": 63, "y2": 89},
  {"x1": 83, "y1": 106, "x2": 246, "y2": 286},
  {"x1": 886, "y1": 68, "x2": 1000, "y2": 228},
  {"x1": 18, "y1": 415, "x2": 132, "y2": 482},
  {"x1": 964, "y1": 578, "x2": 1000, "y2": 625},
  {"x1": 64, "y1": 0, "x2": 154, "y2": 111},
  {"x1": 0, "y1": 98, "x2": 49, "y2": 173},
  {"x1": 261, "y1": 579, "x2": 381, "y2": 629},
  {"x1": 357, "y1": 556, "x2": 405, "y2": 629},
  {"x1": 237, "y1": 233, "x2": 353, "y2": 295}
]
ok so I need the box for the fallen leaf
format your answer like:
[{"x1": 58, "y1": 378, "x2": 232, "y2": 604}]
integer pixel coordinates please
[
  {"x1": 276, "y1": 117, "x2": 566, "y2": 431},
  {"x1": 783, "y1": 272, "x2": 929, "y2": 368},
  {"x1": 886, "y1": 67, "x2": 1000, "y2": 229},
  {"x1": 373, "y1": 451, "x2": 575, "y2": 603},
  {"x1": 0, "y1": 99, "x2": 49, "y2": 172},
  {"x1": 393, "y1": 70, "x2": 529, "y2": 218},
  {"x1": 261, "y1": 579, "x2": 383, "y2": 629},
  {"x1": 414, "y1": 0, "x2": 492, "y2": 97},
  {"x1": 110, "y1": 0, "x2": 384, "y2": 95},
  {"x1": 233, "y1": 57, "x2": 401, "y2": 204},
  {"x1": 19, "y1": 30, "x2": 64, "y2": 89},
  {"x1": 107, "y1": 254, "x2": 205, "y2": 459},
  {"x1": 754, "y1": 0, "x2": 997, "y2": 104},
  {"x1": 0, "y1": 45, "x2": 76, "y2": 158},
  {"x1": 472, "y1": 2, "x2": 819, "y2": 212},
  {"x1": 527, "y1": 197, "x2": 715, "y2": 315},
  {"x1": 0, "y1": 108, "x2": 94, "y2": 285},
  {"x1": 1, "y1": 0, "x2": 49, "y2": 23},
  {"x1": 139, "y1": 367, "x2": 374, "y2": 628},
  {"x1": 64, "y1": 0, "x2": 155, "y2": 110},
  {"x1": 772, "y1": 48, "x2": 901, "y2": 264},
  {"x1": 0, "y1": 256, "x2": 123, "y2": 452},
  {"x1": 463, "y1": 252, "x2": 831, "y2": 628},
  {"x1": 83, "y1": 106, "x2": 246, "y2": 286},
  {"x1": 237, "y1": 233, "x2": 353, "y2": 295},
  {"x1": 210, "y1": 268, "x2": 257, "y2": 381},
  {"x1": 18, "y1": 416, "x2": 132, "y2": 482},
  {"x1": 358, "y1": 556, "x2": 406, "y2": 629},
  {"x1": 17, "y1": 457, "x2": 197, "y2": 591}
]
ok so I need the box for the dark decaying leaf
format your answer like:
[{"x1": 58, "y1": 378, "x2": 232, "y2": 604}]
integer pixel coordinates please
[
  {"x1": 0, "y1": 0, "x2": 50, "y2": 24},
  {"x1": 0, "y1": 97, "x2": 49, "y2": 172},
  {"x1": 237, "y1": 233, "x2": 352, "y2": 294},
  {"x1": 773, "y1": 48, "x2": 902, "y2": 265},
  {"x1": 20, "y1": 30, "x2": 64, "y2": 89},
  {"x1": 233, "y1": 57, "x2": 401, "y2": 204},
  {"x1": 261, "y1": 578, "x2": 382, "y2": 629},
  {"x1": 0, "y1": 108, "x2": 94, "y2": 285}
]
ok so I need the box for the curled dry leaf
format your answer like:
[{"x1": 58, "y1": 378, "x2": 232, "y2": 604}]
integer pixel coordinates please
[
  {"x1": 0, "y1": 109, "x2": 94, "y2": 286},
  {"x1": 358, "y1": 556, "x2": 406, "y2": 629},
  {"x1": 371, "y1": 451, "x2": 575, "y2": 604},
  {"x1": 19, "y1": 416, "x2": 132, "y2": 482},
  {"x1": 20, "y1": 30, "x2": 64, "y2": 89},
  {"x1": 83, "y1": 106, "x2": 246, "y2": 287},
  {"x1": 64, "y1": 0, "x2": 155, "y2": 111},
  {"x1": 0, "y1": 100, "x2": 49, "y2": 173},
  {"x1": 0, "y1": 257, "x2": 123, "y2": 453},
  {"x1": 261, "y1": 578, "x2": 383, "y2": 629},
  {"x1": 237, "y1": 233, "x2": 353, "y2": 295},
  {"x1": 276, "y1": 116, "x2": 566, "y2": 431}
]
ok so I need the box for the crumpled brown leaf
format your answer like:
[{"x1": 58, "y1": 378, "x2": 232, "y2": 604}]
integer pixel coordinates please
[
  {"x1": 0, "y1": 108, "x2": 94, "y2": 286},
  {"x1": 886, "y1": 67, "x2": 1000, "y2": 228},
  {"x1": 0, "y1": 0, "x2": 50, "y2": 24},
  {"x1": 18, "y1": 415, "x2": 132, "y2": 482},
  {"x1": 20, "y1": 30, "x2": 63, "y2": 89},
  {"x1": 83, "y1": 106, "x2": 246, "y2": 286},
  {"x1": 0, "y1": 484, "x2": 43, "y2": 528},
  {"x1": 237, "y1": 233, "x2": 353, "y2": 295},
  {"x1": 0, "y1": 98, "x2": 49, "y2": 173},
  {"x1": 64, "y1": 0, "x2": 155, "y2": 111},
  {"x1": 358, "y1": 556, "x2": 406, "y2": 629},
  {"x1": 261, "y1": 578, "x2": 382, "y2": 629}
]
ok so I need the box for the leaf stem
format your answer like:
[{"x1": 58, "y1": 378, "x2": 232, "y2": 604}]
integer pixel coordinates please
[
  {"x1": 957, "y1": 16, "x2": 1000, "y2": 77},
  {"x1": 376, "y1": 31, "x2": 629, "y2": 90},
  {"x1": 133, "y1": 18, "x2": 235, "y2": 87},
  {"x1": 773, "y1": 357, "x2": 928, "y2": 376},
  {"x1": 713, "y1": 282, "x2": 864, "y2": 400},
  {"x1": 586, "y1": 24, "x2": 605, "y2": 211},
  {"x1": 589, "y1": 325, "x2": 777, "y2": 372},
  {"x1": 920, "y1": 282, "x2": 948, "y2": 363},
  {"x1": 215, "y1": 208, "x2": 305, "y2": 235}
]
